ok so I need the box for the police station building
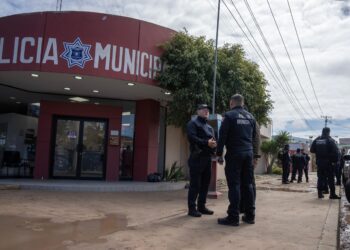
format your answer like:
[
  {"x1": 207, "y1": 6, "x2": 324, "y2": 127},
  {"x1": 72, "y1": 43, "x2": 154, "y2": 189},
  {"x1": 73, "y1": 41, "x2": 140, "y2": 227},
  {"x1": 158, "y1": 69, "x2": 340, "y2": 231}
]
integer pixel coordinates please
[
  {"x1": 0, "y1": 11, "x2": 179, "y2": 181},
  {"x1": 0, "y1": 11, "x2": 273, "y2": 182}
]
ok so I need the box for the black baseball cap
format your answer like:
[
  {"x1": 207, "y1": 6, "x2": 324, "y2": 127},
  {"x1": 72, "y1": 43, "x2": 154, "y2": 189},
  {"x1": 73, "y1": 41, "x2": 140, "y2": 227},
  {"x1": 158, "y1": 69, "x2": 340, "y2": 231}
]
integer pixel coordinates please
[{"x1": 197, "y1": 104, "x2": 211, "y2": 111}]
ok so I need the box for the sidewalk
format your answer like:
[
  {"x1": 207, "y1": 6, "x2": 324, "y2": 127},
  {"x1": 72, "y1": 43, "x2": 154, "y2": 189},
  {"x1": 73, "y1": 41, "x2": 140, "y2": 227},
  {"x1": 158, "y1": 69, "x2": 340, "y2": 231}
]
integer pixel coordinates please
[{"x1": 0, "y1": 172, "x2": 340, "y2": 250}]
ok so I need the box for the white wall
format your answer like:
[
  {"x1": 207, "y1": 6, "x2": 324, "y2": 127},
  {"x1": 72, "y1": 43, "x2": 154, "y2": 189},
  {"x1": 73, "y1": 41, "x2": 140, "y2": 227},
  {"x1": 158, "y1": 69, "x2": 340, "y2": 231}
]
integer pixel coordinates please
[
  {"x1": 165, "y1": 125, "x2": 189, "y2": 172},
  {"x1": 164, "y1": 122, "x2": 273, "y2": 179}
]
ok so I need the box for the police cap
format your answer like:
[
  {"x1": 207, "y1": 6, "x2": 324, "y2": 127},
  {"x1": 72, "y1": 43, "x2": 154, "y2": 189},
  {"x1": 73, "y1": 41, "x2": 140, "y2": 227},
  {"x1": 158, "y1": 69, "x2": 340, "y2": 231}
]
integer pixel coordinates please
[{"x1": 197, "y1": 104, "x2": 211, "y2": 111}]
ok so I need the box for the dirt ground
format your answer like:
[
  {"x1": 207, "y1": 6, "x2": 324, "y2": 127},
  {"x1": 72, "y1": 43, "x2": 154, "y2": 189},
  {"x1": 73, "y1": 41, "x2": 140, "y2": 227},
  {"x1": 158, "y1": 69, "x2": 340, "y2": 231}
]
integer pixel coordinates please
[{"x1": 0, "y1": 174, "x2": 340, "y2": 250}]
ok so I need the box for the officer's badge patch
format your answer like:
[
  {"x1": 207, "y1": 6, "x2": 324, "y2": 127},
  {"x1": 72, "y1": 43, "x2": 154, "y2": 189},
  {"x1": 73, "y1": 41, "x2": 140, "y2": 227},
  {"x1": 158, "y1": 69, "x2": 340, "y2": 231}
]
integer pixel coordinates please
[
  {"x1": 60, "y1": 37, "x2": 92, "y2": 68},
  {"x1": 237, "y1": 119, "x2": 250, "y2": 125}
]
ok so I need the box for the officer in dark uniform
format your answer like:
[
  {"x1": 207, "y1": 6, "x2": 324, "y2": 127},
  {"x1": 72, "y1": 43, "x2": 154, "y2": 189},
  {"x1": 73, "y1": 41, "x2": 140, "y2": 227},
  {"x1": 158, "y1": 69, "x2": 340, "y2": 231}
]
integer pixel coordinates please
[
  {"x1": 301, "y1": 149, "x2": 310, "y2": 183},
  {"x1": 310, "y1": 127, "x2": 340, "y2": 199},
  {"x1": 281, "y1": 144, "x2": 291, "y2": 184},
  {"x1": 216, "y1": 94, "x2": 259, "y2": 226},
  {"x1": 291, "y1": 149, "x2": 306, "y2": 183},
  {"x1": 186, "y1": 104, "x2": 217, "y2": 217},
  {"x1": 290, "y1": 152, "x2": 298, "y2": 183}
]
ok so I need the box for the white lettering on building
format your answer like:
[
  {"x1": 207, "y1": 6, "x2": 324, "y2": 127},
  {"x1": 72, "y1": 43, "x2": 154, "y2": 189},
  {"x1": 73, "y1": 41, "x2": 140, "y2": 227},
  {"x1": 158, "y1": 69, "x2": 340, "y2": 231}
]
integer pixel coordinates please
[
  {"x1": 94, "y1": 42, "x2": 111, "y2": 70},
  {"x1": 93, "y1": 42, "x2": 162, "y2": 79},
  {"x1": 0, "y1": 37, "x2": 58, "y2": 65},
  {"x1": 42, "y1": 38, "x2": 58, "y2": 64},
  {"x1": 0, "y1": 36, "x2": 163, "y2": 80}
]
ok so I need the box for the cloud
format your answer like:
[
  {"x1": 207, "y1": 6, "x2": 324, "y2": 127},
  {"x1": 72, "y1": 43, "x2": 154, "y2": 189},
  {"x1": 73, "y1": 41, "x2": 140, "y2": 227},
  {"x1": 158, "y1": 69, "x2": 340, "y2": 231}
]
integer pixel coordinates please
[{"x1": 1, "y1": 0, "x2": 350, "y2": 138}]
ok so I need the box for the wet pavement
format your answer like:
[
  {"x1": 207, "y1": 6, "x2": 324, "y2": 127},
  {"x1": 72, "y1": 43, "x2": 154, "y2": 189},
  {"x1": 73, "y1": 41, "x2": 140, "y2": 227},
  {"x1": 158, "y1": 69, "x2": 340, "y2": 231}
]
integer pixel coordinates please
[
  {"x1": 0, "y1": 173, "x2": 341, "y2": 250},
  {"x1": 0, "y1": 214, "x2": 127, "y2": 250}
]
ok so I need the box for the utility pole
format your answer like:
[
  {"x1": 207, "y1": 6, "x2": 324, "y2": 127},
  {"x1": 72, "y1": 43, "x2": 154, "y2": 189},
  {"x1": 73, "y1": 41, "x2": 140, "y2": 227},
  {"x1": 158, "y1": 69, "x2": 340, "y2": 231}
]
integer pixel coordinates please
[
  {"x1": 212, "y1": 0, "x2": 221, "y2": 114},
  {"x1": 321, "y1": 115, "x2": 332, "y2": 127},
  {"x1": 56, "y1": 0, "x2": 63, "y2": 11}
]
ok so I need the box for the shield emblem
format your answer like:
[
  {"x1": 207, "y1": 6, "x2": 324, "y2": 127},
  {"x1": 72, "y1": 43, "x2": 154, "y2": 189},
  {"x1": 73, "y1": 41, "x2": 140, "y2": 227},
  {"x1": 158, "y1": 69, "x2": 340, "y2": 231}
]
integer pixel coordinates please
[{"x1": 71, "y1": 47, "x2": 83, "y2": 60}]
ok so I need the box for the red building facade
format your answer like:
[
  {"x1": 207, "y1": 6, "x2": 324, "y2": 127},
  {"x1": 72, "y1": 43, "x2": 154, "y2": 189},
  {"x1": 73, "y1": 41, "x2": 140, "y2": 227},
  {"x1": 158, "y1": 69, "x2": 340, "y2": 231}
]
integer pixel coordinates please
[{"x1": 0, "y1": 12, "x2": 174, "y2": 181}]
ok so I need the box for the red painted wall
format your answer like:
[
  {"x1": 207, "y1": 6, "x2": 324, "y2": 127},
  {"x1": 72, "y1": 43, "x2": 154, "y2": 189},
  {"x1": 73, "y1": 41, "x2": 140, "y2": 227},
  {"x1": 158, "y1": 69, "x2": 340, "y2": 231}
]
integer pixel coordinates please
[
  {"x1": 0, "y1": 11, "x2": 175, "y2": 86},
  {"x1": 133, "y1": 99, "x2": 160, "y2": 181},
  {"x1": 34, "y1": 101, "x2": 122, "y2": 181}
]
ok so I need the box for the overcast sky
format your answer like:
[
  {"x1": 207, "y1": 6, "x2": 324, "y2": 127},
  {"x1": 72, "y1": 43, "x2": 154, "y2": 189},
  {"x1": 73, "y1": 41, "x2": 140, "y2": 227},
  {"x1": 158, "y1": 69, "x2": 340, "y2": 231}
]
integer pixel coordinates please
[{"x1": 1, "y1": 0, "x2": 350, "y2": 138}]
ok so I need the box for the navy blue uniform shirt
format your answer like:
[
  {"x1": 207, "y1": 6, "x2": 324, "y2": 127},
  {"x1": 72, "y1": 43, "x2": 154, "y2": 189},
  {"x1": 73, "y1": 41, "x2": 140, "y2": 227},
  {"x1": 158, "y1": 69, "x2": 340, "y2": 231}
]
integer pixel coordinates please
[{"x1": 217, "y1": 106, "x2": 258, "y2": 157}]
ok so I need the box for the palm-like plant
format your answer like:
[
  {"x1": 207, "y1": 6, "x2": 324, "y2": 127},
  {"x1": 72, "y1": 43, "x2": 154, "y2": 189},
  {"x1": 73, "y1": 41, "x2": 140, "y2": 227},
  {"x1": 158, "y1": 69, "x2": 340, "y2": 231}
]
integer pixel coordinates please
[{"x1": 260, "y1": 131, "x2": 290, "y2": 173}]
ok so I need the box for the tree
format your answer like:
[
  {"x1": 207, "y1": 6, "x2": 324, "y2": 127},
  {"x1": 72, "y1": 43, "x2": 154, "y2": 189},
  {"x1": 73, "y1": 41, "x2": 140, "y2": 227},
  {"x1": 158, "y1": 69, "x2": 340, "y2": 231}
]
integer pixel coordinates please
[
  {"x1": 260, "y1": 131, "x2": 290, "y2": 174},
  {"x1": 157, "y1": 31, "x2": 273, "y2": 130}
]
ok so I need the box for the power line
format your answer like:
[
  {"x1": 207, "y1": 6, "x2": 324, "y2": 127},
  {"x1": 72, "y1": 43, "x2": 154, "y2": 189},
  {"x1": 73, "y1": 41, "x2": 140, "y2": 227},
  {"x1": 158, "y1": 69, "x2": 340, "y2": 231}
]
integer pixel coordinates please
[
  {"x1": 207, "y1": 0, "x2": 315, "y2": 130},
  {"x1": 223, "y1": 0, "x2": 307, "y2": 122},
  {"x1": 266, "y1": 0, "x2": 319, "y2": 118},
  {"x1": 287, "y1": 0, "x2": 324, "y2": 116},
  {"x1": 221, "y1": 0, "x2": 314, "y2": 129},
  {"x1": 242, "y1": 0, "x2": 314, "y2": 121}
]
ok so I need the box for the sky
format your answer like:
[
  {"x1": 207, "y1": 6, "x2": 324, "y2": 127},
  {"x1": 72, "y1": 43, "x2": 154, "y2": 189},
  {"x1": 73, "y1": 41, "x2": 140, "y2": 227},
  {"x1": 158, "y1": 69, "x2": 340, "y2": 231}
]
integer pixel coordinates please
[{"x1": 1, "y1": 0, "x2": 350, "y2": 139}]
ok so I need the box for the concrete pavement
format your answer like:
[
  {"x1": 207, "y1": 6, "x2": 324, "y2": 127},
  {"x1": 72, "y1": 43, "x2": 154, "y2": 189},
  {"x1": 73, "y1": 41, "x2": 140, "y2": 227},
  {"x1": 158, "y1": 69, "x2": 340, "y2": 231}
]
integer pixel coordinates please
[{"x1": 0, "y1": 173, "x2": 340, "y2": 250}]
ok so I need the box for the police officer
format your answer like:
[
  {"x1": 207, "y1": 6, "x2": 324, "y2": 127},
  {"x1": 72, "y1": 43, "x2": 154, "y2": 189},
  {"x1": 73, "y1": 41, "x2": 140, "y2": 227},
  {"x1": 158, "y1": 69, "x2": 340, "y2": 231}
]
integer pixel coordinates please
[
  {"x1": 217, "y1": 94, "x2": 259, "y2": 226},
  {"x1": 281, "y1": 144, "x2": 291, "y2": 184},
  {"x1": 310, "y1": 127, "x2": 340, "y2": 199},
  {"x1": 293, "y1": 148, "x2": 306, "y2": 183},
  {"x1": 186, "y1": 104, "x2": 217, "y2": 217},
  {"x1": 301, "y1": 149, "x2": 310, "y2": 183}
]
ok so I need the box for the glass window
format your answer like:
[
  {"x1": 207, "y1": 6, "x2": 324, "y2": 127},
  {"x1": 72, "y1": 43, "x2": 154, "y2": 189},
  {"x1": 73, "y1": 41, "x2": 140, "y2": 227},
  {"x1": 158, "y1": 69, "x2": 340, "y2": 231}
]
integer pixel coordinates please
[{"x1": 119, "y1": 104, "x2": 136, "y2": 180}]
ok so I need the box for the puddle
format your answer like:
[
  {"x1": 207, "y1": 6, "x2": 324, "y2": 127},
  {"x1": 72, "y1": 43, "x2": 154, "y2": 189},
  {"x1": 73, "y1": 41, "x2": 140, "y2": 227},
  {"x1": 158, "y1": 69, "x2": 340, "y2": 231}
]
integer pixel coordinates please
[{"x1": 0, "y1": 213, "x2": 127, "y2": 250}]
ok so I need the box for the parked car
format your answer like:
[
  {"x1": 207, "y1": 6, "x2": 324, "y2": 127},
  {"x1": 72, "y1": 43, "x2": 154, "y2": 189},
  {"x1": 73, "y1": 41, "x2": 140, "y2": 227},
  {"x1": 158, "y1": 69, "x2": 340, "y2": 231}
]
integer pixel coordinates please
[{"x1": 342, "y1": 152, "x2": 350, "y2": 201}]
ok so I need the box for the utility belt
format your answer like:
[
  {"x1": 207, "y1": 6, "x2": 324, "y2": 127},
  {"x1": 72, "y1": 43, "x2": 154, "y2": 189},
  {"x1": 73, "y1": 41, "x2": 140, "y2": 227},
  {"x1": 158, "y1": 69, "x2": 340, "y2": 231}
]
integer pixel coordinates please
[{"x1": 190, "y1": 144, "x2": 215, "y2": 158}]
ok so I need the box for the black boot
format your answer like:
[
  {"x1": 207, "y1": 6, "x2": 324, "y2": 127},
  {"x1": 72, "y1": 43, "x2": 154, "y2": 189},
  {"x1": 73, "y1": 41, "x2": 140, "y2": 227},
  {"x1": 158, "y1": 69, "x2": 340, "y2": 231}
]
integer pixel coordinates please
[
  {"x1": 318, "y1": 191, "x2": 324, "y2": 199},
  {"x1": 217, "y1": 216, "x2": 239, "y2": 226},
  {"x1": 329, "y1": 194, "x2": 341, "y2": 199},
  {"x1": 242, "y1": 215, "x2": 255, "y2": 224},
  {"x1": 198, "y1": 206, "x2": 214, "y2": 215},
  {"x1": 188, "y1": 209, "x2": 201, "y2": 217}
]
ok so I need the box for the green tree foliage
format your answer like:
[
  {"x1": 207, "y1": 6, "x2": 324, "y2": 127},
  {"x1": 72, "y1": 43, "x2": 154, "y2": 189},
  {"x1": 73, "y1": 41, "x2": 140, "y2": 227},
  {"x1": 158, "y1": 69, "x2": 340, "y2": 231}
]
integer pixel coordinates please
[
  {"x1": 157, "y1": 31, "x2": 273, "y2": 129},
  {"x1": 260, "y1": 131, "x2": 290, "y2": 173}
]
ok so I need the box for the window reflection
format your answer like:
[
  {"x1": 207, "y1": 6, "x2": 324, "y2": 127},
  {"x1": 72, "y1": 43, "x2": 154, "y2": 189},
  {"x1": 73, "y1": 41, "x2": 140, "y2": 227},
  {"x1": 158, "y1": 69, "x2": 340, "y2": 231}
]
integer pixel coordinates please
[{"x1": 119, "y1": 111, "x2": 135, "y2": 180}]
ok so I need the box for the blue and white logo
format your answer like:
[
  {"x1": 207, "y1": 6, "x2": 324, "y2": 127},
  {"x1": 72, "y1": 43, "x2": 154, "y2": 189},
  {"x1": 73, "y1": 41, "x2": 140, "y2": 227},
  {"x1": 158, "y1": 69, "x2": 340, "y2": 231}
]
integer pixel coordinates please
[{"x1": 60, "y1": 37, "x2": 92, "y2": 68}]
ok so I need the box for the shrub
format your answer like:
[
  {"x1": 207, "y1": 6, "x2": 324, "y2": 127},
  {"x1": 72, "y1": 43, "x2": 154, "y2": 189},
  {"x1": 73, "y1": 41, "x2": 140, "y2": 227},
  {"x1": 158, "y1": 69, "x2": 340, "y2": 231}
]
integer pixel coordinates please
[
  {"x1": 164, "y1": 161, "x2": 185, "y2": 182},
  {"x1": 272, "y1": 165, "x2": 283, "y2": 175}
]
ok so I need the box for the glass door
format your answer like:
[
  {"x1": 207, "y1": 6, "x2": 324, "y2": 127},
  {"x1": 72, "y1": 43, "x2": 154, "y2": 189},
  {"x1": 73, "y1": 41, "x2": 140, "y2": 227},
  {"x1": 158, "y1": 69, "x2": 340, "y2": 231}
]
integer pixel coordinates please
[
  {"x1": 80, "y1": 121, "x2": 106, "y2": 178},
  {"x1": 52, "y1": 117, "x2": 107, "y2": 179},
  {"x1": 52, "y1": 119, "x2": 80, "y2": 177}
]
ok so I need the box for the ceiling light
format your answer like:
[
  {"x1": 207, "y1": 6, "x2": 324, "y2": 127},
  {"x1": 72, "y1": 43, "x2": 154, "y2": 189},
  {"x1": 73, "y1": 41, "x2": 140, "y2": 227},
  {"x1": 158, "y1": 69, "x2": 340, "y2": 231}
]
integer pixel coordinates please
[
  {"x1": 64, "y1": 87, "x2": 71, "y2": 91},
  {"x1": 92, "y1": 90, "x2": 99, "y2": 93},
  {"x1": 74, "y1": 76, "x2": 83, "y2": 80},
  {"x1": 68, "y1": 97, "x2": 89, "y2": 102},
  {"x1": 31, "y1": 103, "x2": 40, "y2": 107},
  {"x1": 94, "y1": 102, "x2": 100, "y2": 105},
  {"x1": 164, "y1": 91, "x2": 171, "y2": 95},
  {"x1": 16, "y1": 101, "x2": 21, "y2": 104},
  {"x1": 10, "y1": 97, "x2": 16, "y2": 100},
  {"x1": 31, "y1": 73, "x2": 39, "y2": 78},
  {"x1": 127, "y1": 82, "x2": 135, "y2": 86}
]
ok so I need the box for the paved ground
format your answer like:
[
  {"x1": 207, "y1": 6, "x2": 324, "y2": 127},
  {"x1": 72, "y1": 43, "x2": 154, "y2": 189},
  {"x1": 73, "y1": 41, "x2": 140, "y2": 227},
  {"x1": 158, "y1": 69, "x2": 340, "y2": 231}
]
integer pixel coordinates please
[{"x1": 0, "y1": 173, "x2": 340, "y2": 250}]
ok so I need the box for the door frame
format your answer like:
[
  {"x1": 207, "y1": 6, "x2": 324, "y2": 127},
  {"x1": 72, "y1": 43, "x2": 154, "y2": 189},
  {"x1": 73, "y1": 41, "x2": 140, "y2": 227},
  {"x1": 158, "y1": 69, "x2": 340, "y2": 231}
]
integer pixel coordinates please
[{"x1": 50, "y1": 115, "x2": 108, "y2": 180}]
